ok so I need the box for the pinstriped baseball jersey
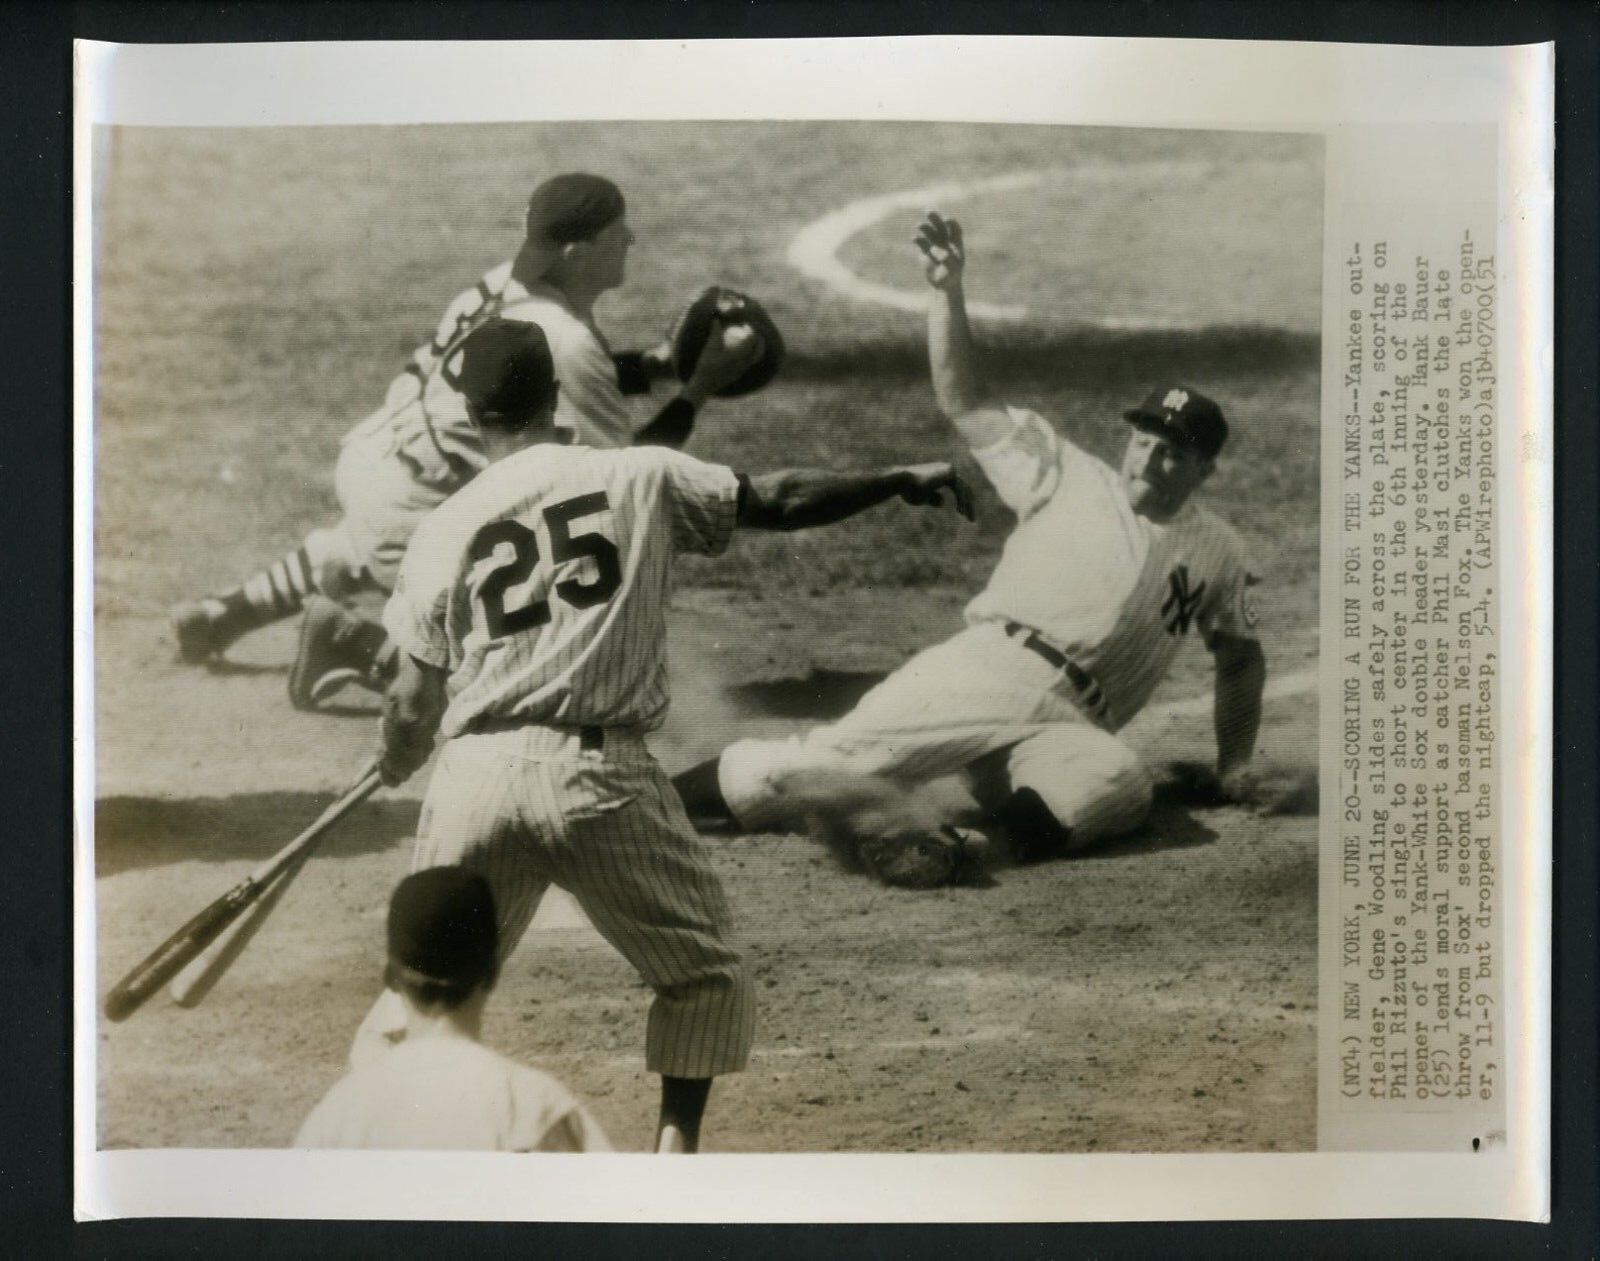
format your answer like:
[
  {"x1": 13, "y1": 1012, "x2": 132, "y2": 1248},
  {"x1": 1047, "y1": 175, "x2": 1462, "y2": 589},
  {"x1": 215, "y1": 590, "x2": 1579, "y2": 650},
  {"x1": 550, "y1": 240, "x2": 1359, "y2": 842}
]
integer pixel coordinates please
[
  {"x1": 963, "y1": 405, "x2": 1260, "y2": 731},
  {"x1": 383, "y1": 443, "x2": 740, "y2": 739},
  {"x1": 341, "y1": 262, "x2": 638, "y2": 492}
]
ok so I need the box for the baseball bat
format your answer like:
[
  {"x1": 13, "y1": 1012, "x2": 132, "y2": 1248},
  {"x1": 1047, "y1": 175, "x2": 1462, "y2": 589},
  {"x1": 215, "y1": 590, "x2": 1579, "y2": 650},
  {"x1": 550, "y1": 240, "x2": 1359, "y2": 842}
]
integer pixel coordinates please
[
  {"x1": 103, "y1": 764, "x2": 383, "y2": 1022},
  {"x1": 166, "y1": 842, "x2": 315, "y2": 1008}
]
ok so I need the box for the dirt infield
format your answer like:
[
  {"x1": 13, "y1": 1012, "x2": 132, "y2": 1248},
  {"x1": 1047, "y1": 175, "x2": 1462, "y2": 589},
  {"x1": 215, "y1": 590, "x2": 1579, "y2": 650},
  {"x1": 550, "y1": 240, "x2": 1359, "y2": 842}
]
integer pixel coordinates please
[{"x1": 96, "y1": 589, "x2": 1317, "y2": 1153}]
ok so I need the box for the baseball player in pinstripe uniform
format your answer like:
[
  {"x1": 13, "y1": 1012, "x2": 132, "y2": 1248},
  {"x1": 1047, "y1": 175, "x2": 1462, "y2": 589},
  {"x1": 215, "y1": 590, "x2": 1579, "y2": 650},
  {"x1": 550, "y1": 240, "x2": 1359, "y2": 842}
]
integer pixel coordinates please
[
  {"x1": 674, "y1": 212, "x2": 1268, "y2": 867},
  {"x1": 357, "y1": 316, "x2": 973, "y2": 1152},
  {"x1": 168, "y1": 173, "x2": 750, "y2": 708}
]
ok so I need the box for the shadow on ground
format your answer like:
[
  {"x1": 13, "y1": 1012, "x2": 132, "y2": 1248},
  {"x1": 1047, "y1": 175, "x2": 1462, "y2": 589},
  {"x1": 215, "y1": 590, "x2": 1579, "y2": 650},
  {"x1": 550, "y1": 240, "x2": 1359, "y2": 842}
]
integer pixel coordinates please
[
  {"x1": 727, "y1": 668, "x2": 887, "y2": 722},
  {"x1": 95, "y1": 794, "x2": 418, "y2": 877},
  {"x1": 1085, "y1": 802, "x2": 1219, "y2": 860}
]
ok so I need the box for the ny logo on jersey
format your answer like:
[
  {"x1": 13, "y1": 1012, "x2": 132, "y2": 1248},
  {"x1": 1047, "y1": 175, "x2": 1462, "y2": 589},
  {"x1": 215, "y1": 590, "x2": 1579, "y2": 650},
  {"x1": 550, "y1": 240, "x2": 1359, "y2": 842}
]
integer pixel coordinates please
[{"x1": 1162, "y1": 564, "x2": 1206, "y2": 636}]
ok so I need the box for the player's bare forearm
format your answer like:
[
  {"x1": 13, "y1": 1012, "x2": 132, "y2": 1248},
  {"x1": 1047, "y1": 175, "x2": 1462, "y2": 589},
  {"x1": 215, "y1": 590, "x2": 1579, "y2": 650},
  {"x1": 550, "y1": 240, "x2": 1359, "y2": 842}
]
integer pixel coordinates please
[
  {"x1": 633, "y1": 334, "x2": 753, "y2": 444},
  {"x1": 632, "y1": 396, "x2": 697, "y2": 448},
  {"x1": 928, "y1": 285, "x2": 990, "y2": 421},
  {"x1": 737, "y1": 464, "x2": 975, "y2": 532},
  {"x1": 1212, "y1": 634, "x2": 1266, "y2": 777},
  {"x1": 917, "y1": 212, "x2": 992, "y2": 427},
  {"x1": 377, "y1": 655, "x2": 447, "y2": 786}
]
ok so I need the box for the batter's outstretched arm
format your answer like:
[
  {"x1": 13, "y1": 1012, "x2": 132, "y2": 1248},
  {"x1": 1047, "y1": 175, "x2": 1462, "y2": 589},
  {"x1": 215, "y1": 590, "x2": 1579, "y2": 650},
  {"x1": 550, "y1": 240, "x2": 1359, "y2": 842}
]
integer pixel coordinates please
[
  {"x1": 377, "y1": 654, "x2": 448, "y2": 786},
  {"x1": 1211, "y1": 632, "x2": 1266, "y2": 780},
  {"x1": 736, "y1": 463, "x2": 975, "y2": 532}
]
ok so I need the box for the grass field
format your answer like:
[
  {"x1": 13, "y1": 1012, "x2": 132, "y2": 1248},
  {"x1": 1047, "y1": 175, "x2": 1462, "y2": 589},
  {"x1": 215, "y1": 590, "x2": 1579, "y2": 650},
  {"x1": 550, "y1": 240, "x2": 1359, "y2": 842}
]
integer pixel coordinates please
[{"x1": 92, "y1": 121, "x2": 1322, "y2": 1155}]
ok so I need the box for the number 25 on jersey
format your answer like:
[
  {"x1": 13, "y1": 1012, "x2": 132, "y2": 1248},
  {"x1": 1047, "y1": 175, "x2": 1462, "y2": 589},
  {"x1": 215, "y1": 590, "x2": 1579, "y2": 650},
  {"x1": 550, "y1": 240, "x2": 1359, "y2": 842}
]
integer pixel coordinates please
[{"x1": 468, "y1": 492, "x2": 623, "y2": 637}]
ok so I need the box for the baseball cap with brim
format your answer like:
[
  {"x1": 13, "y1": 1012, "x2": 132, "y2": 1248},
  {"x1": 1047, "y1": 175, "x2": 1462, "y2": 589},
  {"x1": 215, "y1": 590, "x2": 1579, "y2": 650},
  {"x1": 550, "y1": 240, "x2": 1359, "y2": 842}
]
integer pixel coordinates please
[
  {"x1": 457, "y1": 317, "x2": 557, "y2": 423},
  {"x1": 1122, "y1": 385, "x2": 1228, "y2": 460},
  {"x1": 388, "y1": 867, "x2": 499, "y2": 987},
  {"x1": 515, "y1": 173, "x2": 626, "y2": 282}
]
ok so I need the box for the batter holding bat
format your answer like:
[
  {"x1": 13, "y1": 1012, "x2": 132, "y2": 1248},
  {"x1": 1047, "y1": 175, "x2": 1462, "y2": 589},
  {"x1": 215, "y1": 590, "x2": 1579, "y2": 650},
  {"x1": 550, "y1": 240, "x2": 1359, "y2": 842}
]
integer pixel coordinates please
[
  {"x1": 168, "y1": 172, "x2": 776, "y2": 709},
  {"x1": 357, "y1": 316, "x2": 972, "y2": 1152},
  {"x1": 674, "y1": 212, "x2": 1272, "y2": 881}
]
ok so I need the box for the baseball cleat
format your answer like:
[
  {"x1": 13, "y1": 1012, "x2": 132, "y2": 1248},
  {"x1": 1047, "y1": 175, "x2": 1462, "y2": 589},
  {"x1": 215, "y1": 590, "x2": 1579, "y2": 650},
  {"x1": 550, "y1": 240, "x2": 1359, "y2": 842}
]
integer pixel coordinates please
[
  {"x1": 306, "y1": 667, "x2": 366, "y2": 706},
  {"x1": 288, "y1": 598, "x2": 388, "y2": 710},
  {"x1": 169, "y1": 600, "x2": 225, "y2": 663}
]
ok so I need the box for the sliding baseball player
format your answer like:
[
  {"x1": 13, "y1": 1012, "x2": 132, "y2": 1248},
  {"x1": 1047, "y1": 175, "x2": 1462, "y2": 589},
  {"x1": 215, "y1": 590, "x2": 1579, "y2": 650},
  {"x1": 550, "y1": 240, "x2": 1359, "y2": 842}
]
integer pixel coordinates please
[{"x1": 674, "y1": 212, "x2": 1268, "y2": 869}]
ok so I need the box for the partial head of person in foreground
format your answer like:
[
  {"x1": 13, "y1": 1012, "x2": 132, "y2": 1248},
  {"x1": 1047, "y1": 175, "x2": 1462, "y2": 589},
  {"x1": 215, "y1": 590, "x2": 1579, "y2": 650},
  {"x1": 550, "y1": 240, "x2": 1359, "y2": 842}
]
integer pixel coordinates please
[
  {"x1": 516, "y1": 171, "x2": 633, "y2": 300},
  {"x1": 384, "y1": 866, "x2": 501, "y2": 1016},
  {"x1": 1119, "y1": 384, "x2": 1228, "y2": 522},
  {"x1": 456, "y1": 316, "x2": 561, "y2": 441}
]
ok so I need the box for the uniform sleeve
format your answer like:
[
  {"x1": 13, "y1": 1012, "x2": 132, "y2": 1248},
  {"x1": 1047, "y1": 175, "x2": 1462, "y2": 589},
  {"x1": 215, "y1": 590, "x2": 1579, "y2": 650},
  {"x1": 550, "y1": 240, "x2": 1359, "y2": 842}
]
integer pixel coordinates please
[
  {"x1": 1198, "y1": 528, "x2": 1263, "y2": 647},
  {"x1": 506, "y1": 1067, "x2": 614, "y2": 1153},
  {"x1": 644, "y1": 447, "x2": 742, "y2": 557},
  {"x1": 966, "y1": 405, "x2": 1094, "y2": 521},
  {"x1": 535, "y1": 1105, "x2": 613, "y2": 1153},
  {"x1": 291, "y1": 1086, "x2": 345, "y2": 1149},
  {"x1": 550, "y1": 321, "x2": 637, "y2": 450},
  {"x1": 381, "y1": 527, "x2": 454, "y2": 668}
]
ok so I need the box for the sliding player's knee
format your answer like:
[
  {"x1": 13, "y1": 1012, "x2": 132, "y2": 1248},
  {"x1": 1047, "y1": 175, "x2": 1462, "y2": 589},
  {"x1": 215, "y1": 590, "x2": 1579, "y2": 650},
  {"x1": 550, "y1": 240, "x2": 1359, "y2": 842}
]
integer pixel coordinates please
[
  {"x1": 713, "y1": 736, "x2": 814, "y2": 830},
  {"x1": 1009, "y1": 730, "x2": 1153, "y2": 846}
]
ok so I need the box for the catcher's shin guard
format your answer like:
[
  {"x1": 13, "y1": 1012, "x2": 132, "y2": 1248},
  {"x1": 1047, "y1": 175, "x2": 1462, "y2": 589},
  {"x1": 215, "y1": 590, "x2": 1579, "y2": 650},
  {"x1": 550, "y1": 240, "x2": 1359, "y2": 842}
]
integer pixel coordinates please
[
  {"x1": 172, "y1": 540, "x2": 336, "y2": 664},
  {"x1": 288, "y1": 598, "x2": 398, "y2": 710}
]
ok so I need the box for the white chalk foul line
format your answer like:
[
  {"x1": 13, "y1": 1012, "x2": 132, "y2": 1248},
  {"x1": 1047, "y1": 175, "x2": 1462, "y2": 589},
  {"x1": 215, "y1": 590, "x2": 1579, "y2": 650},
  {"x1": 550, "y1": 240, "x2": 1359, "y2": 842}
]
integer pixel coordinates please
[{"x1": 786, "y1": 161, "x2": 1218, "y2": 327}]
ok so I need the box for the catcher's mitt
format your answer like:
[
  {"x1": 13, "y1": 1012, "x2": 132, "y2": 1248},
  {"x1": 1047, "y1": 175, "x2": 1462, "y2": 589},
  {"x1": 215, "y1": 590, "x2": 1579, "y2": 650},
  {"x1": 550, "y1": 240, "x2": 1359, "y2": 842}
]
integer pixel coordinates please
[{"x1": 670, "y1": 285, "x2": 785, "y2": 397}]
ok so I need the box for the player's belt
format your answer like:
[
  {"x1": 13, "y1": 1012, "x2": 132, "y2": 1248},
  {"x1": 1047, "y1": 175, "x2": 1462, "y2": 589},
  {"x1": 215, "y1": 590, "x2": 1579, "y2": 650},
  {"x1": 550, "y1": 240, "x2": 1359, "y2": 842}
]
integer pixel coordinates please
[
  {"x1": 1002, "y1": 621, "x2": 1108, "y2": 720},
  {"x1": 465, "y1": 716, "x2": 606, "y2": 750}
]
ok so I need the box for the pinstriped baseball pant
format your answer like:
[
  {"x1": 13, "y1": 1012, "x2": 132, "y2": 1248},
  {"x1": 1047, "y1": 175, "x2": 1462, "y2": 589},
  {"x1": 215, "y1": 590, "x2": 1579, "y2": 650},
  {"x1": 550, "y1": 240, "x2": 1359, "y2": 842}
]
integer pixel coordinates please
[
  {"x1": 717, "y1": 623, "x2": 1153, "y2": 847},
  {"x1": 356, "y1": 727, "x2": 755, "y2": 1080}
]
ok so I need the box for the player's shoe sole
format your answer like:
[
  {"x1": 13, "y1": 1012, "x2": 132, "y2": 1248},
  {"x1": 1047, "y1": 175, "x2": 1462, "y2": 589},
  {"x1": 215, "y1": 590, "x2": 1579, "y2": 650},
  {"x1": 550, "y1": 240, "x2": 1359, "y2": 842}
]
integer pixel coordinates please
[{"x1": 307, "y1": 667, "x2": 370, "y2": 706}]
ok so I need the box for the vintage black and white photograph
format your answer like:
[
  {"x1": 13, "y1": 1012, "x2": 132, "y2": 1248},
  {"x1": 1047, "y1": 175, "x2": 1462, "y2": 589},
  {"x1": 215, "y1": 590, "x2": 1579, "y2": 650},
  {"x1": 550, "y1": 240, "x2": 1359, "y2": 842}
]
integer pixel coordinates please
[{"x1": 89, "y1": 115, "x2": 1325, "y2": 1157}]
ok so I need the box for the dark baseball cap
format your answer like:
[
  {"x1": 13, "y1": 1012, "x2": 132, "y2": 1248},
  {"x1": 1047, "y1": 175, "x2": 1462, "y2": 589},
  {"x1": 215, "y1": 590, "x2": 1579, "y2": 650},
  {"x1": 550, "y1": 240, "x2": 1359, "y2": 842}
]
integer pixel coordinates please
[
  {"x1": 387, "y1": 867, "x2": 498, "y2": 987},
  {"x1": 1122, "y1": 385, "x2": 1228, "y2": 460},
  {"x1": 525, "y1": 172, "x2": 626, "y2": 245},
  {"x1": 456, "y1": 317, "x2": 557, "y2": 424}
]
